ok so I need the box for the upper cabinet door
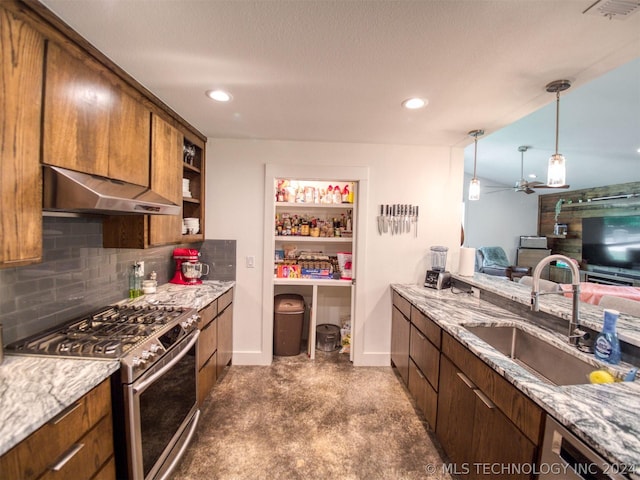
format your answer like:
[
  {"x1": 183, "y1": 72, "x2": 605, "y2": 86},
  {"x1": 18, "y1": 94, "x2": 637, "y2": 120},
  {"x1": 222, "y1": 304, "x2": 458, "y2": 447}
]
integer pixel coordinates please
[
  {"x1": 43, "y1": 42, "x2": 151, "y2": 187},
  {"x1": 149, "y1": 114, "x2": 182, "y2": 246},
  {"x1": 0, "y1": 8, "x2": 44, "y2": 268},
  {"x1": 108, "y1": 87, "x2": 150, "y2": 187}
]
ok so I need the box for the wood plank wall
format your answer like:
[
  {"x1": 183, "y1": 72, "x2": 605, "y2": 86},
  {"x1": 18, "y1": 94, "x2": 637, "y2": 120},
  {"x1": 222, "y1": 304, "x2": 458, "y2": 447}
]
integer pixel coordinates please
[{"x1": 538, "y1": 181, "x2": 640, "y2": 265}]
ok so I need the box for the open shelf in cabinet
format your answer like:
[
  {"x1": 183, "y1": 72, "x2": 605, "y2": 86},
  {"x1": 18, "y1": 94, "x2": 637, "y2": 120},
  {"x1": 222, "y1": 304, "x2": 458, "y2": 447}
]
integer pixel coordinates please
[{"x1": 181, "y1": 136, "x2": 205, "y2": 240}]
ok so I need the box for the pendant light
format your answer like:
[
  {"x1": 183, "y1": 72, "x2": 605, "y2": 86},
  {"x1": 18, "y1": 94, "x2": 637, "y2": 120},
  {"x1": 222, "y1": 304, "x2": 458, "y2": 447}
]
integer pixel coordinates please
[
  {"x1": 468, "y1": 129, "x2": 484, "y2": 201},
  {"x1": 545, "y1": 80, "x2": 571, "y2": 187}
]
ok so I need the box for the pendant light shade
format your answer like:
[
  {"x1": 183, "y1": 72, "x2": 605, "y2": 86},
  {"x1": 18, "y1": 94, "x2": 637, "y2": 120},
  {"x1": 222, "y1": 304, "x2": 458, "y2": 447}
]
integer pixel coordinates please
[
  {"x1": 545, "y1": 80, "x2": 571, "y2": 187},
  {"x1": 468, "y1": 129, "x2": 484, "y2": 201}
]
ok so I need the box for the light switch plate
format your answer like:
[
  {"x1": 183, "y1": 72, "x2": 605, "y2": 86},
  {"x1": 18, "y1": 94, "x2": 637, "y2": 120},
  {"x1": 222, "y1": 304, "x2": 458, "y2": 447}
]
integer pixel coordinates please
[{"x1": 246, "y1": 256, "x2": 255, "y2": 268}]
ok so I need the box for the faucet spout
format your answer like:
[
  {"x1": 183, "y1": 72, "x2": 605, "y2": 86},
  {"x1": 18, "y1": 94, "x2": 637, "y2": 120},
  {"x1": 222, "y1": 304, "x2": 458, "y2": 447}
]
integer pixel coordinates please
[{"x1": 530, "y1": 254, "x2": 584, "y2": 347}]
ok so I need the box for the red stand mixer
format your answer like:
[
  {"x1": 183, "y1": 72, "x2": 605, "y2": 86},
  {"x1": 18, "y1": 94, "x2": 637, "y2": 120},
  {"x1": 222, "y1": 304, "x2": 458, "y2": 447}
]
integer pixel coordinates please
[{"x1": 170, "y1": 248, "x2": 209, "y2": 285}]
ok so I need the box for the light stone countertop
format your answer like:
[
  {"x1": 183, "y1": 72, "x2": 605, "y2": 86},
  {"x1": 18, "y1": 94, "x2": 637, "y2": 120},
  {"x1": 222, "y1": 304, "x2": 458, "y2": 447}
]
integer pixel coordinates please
[
  {"x1": 0, "y1": 280, "x2": 234, "y2": 458},
  {"x1": 121, "y1": 280, "x2": 235, "y2": 311},
  {"x1": 392, "y1": 277, "x2": 640, "y2": 476},
  {"x1": 0, "y1": 355, "x2": 120, "y2": 457},
  {"x1": 454, "y1": 272, "x2": 640, "y2": 346}
]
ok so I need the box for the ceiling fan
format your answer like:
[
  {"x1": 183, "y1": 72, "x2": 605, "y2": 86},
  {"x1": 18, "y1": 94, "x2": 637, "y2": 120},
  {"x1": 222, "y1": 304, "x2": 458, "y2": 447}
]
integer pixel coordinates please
[{"x1": 488, "y1": 146, "x2": 570, "y2": 194}]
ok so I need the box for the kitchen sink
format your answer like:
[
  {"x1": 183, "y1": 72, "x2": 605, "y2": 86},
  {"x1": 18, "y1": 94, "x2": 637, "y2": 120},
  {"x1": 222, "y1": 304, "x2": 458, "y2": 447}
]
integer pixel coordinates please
[{"x1": 465, "y1": 325, "x2": 596, "y2": 386}]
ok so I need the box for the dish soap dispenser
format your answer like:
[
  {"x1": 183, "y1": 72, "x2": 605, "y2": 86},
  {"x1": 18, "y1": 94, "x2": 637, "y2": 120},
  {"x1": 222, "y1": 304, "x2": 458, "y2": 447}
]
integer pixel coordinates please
[{"x1": 594, "y1": 309, "x2": 621, "y2": 365}]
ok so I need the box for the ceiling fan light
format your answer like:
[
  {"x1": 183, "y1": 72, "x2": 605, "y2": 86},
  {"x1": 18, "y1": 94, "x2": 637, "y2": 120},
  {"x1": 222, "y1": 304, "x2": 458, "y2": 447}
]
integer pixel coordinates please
[
  {"x1": 469, "y1": 178, "x2": 480, "y2": 201},
  {"x1": 547, "y1": 153, "x2": 566, "y2": 187}
]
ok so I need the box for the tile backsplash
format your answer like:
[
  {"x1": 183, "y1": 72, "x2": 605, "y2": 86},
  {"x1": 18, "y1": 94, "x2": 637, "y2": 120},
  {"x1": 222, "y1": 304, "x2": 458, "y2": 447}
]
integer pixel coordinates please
[{"x1": 0, "y1": 216, "x2": 235, "y2": 345}]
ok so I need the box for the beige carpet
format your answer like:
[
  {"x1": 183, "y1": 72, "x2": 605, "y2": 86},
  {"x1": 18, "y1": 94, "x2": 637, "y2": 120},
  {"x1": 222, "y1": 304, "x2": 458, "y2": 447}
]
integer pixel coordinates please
[{"x1": 173, "y1": 351, "x2": 452, "y2": 480}]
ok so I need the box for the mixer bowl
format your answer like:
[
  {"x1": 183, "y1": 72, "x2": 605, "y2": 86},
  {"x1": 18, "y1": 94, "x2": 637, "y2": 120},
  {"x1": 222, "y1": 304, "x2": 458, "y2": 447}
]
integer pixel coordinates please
[{"x1": 182, "y1": 262, "x2": 209, "y2": 279}]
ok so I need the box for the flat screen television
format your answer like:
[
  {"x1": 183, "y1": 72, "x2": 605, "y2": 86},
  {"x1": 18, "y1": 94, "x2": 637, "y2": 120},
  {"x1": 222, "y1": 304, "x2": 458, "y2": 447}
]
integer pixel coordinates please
[{"x1": 582, "y1": 215, "x2": 640, "y2": 270}]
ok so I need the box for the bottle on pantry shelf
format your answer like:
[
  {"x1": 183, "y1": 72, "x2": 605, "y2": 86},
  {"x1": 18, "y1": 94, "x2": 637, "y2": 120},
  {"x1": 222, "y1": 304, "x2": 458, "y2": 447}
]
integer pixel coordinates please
[
  {"x1": 342, "y1": 185, "x2": 350, "y2": 203},
  {"x1": 594, "y1": 309, "x2": 621, "y2": 364},
  {"x1": 333, "y1": 185, "x2": 342, "y2": 204}
]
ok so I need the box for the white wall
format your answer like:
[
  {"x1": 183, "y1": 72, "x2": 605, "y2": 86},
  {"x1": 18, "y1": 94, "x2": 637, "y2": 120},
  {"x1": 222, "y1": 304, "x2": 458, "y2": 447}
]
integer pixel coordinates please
[
  {"x1": 206, "y1": 139, "x2": 464, "y2": 366},
  {"x1": 462, "y1": 172, "x2": 539, "y2": 264}
]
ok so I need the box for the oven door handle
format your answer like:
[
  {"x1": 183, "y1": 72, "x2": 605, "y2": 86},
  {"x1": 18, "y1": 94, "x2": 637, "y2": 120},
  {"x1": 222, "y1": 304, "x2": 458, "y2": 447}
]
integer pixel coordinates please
[{"x1": 133, "y1": 329, "x2": 200, "y2": 395}]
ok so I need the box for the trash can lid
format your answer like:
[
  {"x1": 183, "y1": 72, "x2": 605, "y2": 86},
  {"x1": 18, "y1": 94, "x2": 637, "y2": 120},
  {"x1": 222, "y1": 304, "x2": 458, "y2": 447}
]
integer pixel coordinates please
[{"x1": 274, "y1": 294, "x2": 305, "y2": 313}]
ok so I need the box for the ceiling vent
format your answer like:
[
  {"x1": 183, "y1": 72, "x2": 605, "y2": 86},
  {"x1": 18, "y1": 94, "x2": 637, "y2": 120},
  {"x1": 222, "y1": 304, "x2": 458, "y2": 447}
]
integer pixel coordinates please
[{"x1": 583, "y1": 0, "x2": 640, "y2": 19}]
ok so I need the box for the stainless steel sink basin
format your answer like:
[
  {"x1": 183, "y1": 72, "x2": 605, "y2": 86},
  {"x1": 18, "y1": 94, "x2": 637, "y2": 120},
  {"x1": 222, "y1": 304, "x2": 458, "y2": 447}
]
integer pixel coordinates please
[{"x1": 465, "y1": 325, "x2": 595, "y2": 386}]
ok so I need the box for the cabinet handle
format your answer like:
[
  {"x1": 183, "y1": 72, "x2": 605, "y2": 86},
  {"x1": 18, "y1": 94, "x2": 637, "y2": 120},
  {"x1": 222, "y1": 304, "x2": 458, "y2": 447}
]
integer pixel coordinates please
[
  {"x1": 49, "y1": 401, "x2": 81, "y2": 425},
  {"x1": 474, "y1": 389, "x2": 496, "y2": 409},
  {"x1": 50, "y1": 443, "x2": 84, "y2": 471},
  {"x1": 456, "y1": 372, "x2": 476, "y2": 390},
  {"x1": 415, "y1": 330, "x2": 426, "y2": 341}
]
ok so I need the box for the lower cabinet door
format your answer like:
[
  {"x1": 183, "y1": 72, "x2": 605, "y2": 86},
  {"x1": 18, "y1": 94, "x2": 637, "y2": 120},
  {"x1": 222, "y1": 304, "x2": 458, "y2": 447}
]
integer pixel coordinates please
[
  {"x1": 471, "y1": 394, "x2": 536, "y2": 480},
  {"x1": 198, "y1": 351, "x2": 217, "y2": 406},
  {"x1": 436, "y1": 355, "x2": 476, "y2": 476},
  {"x1": 407, "y1": 358, "x2": 438, "y2": 429}
]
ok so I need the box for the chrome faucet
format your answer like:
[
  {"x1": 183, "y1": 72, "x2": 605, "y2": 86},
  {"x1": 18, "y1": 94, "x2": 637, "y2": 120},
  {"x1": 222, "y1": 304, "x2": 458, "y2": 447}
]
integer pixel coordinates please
[{"x1": 531, "y1": 254, "x2": 586, "y2": 347}]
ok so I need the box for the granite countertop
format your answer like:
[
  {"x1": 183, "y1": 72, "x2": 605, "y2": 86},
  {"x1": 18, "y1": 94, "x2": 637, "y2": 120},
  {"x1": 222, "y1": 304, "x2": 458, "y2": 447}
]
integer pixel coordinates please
[
  {"x1": 392, "y1": 278, "x2": 640, "y2": 476},
  {"x1": 0, "y1": 280, "x2": 234, "y2": 458},
  {"x1": 456, "y1": 272, "x2": 640, "y2": 347},
  {"x1": 122, "y1": 280, "x2": 234, "y2": 310},
  {"x1": 0, "y1": 355, "x2": 120, "y2": 457}
]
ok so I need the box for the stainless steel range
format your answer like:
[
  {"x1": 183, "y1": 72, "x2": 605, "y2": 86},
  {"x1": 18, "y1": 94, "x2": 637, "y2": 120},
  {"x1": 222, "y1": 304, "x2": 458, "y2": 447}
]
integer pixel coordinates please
[{"x1": 6, "y1": 304, "x2": 201, "y2": 480}]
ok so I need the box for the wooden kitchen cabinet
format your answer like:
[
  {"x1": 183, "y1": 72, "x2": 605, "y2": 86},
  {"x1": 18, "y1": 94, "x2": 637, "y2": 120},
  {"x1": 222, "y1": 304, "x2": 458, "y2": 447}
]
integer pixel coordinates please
[
  {"x1": 391, "y1": 291, "x2": 411, "y2": 384},
  {"x1": 197, "y1": 298, "x2": 218, "y2": 406},
  {"x1": 0, "y1": 6, "x2": 44, "y2": 268},
  {"x1": 197, "y1": 288, "x2": 234, "y2": 404},
  {"x1": 436, "y1": 332, "x2": 542, "y2": 479},
  {"x1": 216, "y1": 288, "x2": 234, "y2": 378},
  {"x1": 103, "y1": 114, "x2": 185, "y2": 248},
  {"x1": 148, "y1": 114, "x2": 183, "y2": 246},
  {"x1": 43, "y1": 41, "x2": 151, "y2": 187},
  {"x1": 0, "y1": 378, "x2": 114, "y2": 480},
  {"x1": 407, "y1": 306, "x2": 440, "y2": 428}
]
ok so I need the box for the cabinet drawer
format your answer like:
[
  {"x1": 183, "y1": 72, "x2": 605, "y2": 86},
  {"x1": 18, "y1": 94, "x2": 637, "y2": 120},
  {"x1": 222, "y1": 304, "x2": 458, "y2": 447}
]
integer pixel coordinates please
[
  {"x1": 198, "y1": 299, "x2": 218, "y2": 329},
  {"x1": 409, "y1": 324, "x2": 439, "y2": 391},
  {"x1": 218, "y1": 289, "x2": 233, "y2": 312},
  {"x1": 197, "y1": 351, "x2": 217, "y2": 406},
  {"x1": 408, "y1": 358, "x2": 438, "y2": 429},
  {"x1": 197, "y1": 317, "x2": 218, "y2": 370},
  {"x1": 442, "y1": 332, "x2": 543, "y2": 444},
  {"x1": 0, "y1": 379, "x2": 112, "y2": 480},
  {"x1": 39, "y1": 414, "x2": 114, "y2": 480},
  {"x1": 392, "y1": 291, "x2": 411, "y2": 319},
  {"x1": 410, "y1": 306, "x2": 441, "y2": 348},
  {"x1": 92, "y1": 456, "x2": 116, "y2": 480}
]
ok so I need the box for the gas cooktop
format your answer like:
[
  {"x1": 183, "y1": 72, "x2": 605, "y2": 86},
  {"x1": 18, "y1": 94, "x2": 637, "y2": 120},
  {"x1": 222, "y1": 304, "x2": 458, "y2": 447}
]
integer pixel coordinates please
[{"x1": 6, "y1": 304, "x2": 197, "y2": 360}]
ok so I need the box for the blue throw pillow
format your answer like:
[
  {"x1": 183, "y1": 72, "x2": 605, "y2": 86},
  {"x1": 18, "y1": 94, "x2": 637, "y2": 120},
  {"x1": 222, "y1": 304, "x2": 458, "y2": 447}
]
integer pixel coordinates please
[{"x1": 479, "y1": 247, "x2": 510, "y2": 267}]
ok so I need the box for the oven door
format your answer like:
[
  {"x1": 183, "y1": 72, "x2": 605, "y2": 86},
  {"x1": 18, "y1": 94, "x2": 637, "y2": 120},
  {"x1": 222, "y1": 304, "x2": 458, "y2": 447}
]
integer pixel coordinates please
[{"x1": 124, "y1": 329, "x2": 200, "y2": 480}]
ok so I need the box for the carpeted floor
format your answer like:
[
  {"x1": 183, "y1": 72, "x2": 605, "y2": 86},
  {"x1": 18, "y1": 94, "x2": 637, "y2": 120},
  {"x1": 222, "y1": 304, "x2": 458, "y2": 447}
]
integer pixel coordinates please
[{"x1": 173, "y1": 350, "x2": 452, "y2": 480}]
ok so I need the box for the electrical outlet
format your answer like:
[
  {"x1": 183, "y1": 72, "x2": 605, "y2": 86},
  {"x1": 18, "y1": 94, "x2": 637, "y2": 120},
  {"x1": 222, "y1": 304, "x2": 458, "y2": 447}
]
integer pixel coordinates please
[
  {"x1": 246, "y1": 256, "x2": 255, "y2": 268},
  {"x1": 138, "y1": 261, "x2": 144, "y2": 277},
  {"x1": 470, "y1": 287, "x2": 480, "y2": 299}
]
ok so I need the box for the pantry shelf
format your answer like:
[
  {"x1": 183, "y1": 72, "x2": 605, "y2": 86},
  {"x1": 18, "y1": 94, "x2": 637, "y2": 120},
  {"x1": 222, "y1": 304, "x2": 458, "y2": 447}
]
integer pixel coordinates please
[{"x1": 274, "y1": 236, "x2": 352, "y2": 243}]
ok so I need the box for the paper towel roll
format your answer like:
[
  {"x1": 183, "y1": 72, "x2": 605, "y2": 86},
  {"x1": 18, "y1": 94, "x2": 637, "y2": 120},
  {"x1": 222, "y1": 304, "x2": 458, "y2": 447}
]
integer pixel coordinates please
[{"x1": 458, "y1": 247, "x2": 476, "y2": 277}]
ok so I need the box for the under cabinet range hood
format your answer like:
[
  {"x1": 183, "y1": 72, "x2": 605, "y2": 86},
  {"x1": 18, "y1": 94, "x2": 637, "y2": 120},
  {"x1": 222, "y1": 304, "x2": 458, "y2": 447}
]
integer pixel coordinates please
[{"x1": 42, "y1": 165, "x2": 181, "y2": 215}]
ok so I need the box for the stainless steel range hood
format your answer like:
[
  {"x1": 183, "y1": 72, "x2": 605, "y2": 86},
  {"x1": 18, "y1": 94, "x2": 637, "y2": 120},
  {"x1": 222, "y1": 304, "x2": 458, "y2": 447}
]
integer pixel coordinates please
[{"x1": 43, "y1": 165, "x2": 181, "y2": 215}]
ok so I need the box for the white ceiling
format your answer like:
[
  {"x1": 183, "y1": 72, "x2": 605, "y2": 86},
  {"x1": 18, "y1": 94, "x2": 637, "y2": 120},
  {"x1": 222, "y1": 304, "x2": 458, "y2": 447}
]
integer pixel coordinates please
[{"x1": 40, "y1": 0, "x2": 640, "y2": 192}]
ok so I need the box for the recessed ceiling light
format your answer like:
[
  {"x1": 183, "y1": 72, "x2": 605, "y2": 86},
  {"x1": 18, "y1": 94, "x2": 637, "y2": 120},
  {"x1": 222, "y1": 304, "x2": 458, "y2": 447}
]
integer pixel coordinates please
[
  {"x1": 206, "y1": 89, "x2": 232, "y2": 102},
  {"x1": 402, "y1": 97, "x2": 427, "y2": 109}
]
